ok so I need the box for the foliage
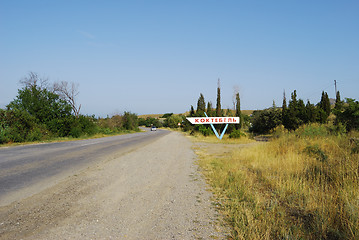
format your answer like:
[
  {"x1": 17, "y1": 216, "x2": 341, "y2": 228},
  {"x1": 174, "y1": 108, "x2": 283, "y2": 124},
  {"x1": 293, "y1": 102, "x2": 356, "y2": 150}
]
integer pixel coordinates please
[
  {"x1": 7, "y1": 85, "x2": 72, "y2": 125},
  {"x1": 198, "y1": 125, "x2": 213, "y2": 136},
  {"x1": 6, "y1": 84, "x2": 74, "y2": 138},
  {"x1": 250, "y1": 107, "x2": 282, "y2": 134},
  {"x1": 164, "y1": 114, "x2": 183, "y2": 128},
  {"x1": 196, "y1": 93, "x2": 206, "y2": 116},
  {"x1": 229, "y1": 129, "x2": 245, "y2": 138},
  {"x1": 189, "y1": 105, "x2": 195, "y2": 117},
  {"x1": 139, "y1": 117, "x2": 162, "y2": 128},
  {"x1": 197, "y1": 130, "x2": 359, "y2": 239},
  {"x1": 160, "y1": 113, "x2": 173, "y2": 118},
  {"x1": 1, "y1": 72, "x2": 140, "y2": 144},
  {"x1": 235, "y1": 92, "x2": 243, "y2": 129},
  {"x1": 206, "y1": 101, "x2": 214, "y2": 117},
  {"x1": 122, "y1": 112, "x2": 139, "y2": 131},
  {"x1": 0, "y1": 108, "x2": 47, "y2": 143},
  {"x1": 334, "y1": 98, "x2": 359, "y2": 132},
  {"x1": 216, "y1": 79, "x2": 222, "y2": 117}
]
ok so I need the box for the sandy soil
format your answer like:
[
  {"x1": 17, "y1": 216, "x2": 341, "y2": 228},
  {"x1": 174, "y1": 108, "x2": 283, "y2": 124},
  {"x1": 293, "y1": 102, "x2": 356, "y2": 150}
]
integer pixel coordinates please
[{"x1": 0, "y1": 131, "x2": 229, "y2": 239}]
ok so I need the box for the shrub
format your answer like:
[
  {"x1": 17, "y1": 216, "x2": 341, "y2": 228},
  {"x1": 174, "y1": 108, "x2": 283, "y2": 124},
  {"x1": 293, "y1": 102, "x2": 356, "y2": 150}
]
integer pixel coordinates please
[
  {"x1": 165, "y1": 115, "x2": 183, "y2": 128},
  {"x1": 296, "y1": 123, "x2": 329, "y2": 138},
  {"x1": 250, "y1": 108, "x2": 282, "y2": 134},
  {"x1": 122, "y1": 112, "x2": 139, "y2": 131},
  {"x1": 229, "y1": 129, "x2": 245, "y2": 138},
  {"x1": 198, "y1": 125, "x2": 212, "y2": 136}
]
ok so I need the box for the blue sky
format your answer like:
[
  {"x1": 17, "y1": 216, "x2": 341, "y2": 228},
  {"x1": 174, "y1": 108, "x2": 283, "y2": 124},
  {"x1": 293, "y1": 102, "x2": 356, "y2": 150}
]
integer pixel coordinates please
[{"x1": 1, "y1": 1, "x2": 358, "y2": 116}]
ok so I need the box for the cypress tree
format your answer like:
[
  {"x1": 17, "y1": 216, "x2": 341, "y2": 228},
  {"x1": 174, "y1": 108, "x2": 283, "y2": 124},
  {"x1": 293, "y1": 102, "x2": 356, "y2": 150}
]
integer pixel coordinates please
[
  {"x1": 282, "y1": 90, "x2": 289, "y2": 128},
  {"x1": 189, "y1": 105, "x2": 195, "y2": 117},
  {"x1": 333, "y1": 91, "x2": 344, "y2": 126},
  {"x1": 318, "y1": 91, "x2": 330, "y2": 123},
  {"x1": 196, "y1": 93, "x2": 206, "y2": 116},
  {"x1": 235, "y1": 92, "x2": 242, "y2": 129},
  {"x1": 207, "y1": 101, "x2": 213, "y2": 117},
  {"x1": 297, "y1": 99, "x2": 307, "y2": 124},
  {"x1": 334, "y1": 91, "x2": 343, "y2": 112},
  {"x1": 323, "y1": 92, "x2": 331, "y2": 116},
  {"x1": 216, "y1": 79, "x2": 222, "y2": 117},
  {"x1": 285, "y1": 90, "x2": 300, "y2": 130},
  {"x1": 306, "y1": 100, "x2": 317, "y2": 123}
]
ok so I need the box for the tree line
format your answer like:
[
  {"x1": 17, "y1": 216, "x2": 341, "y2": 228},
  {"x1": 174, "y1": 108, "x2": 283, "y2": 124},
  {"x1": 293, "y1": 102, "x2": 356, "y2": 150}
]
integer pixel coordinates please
[
  {"x1": 0, "y1": 72, "x2": 139, "y2": 144},
  {"x1": 176, "y1": 79, "x2": 358, "y2": 137},
  {"x1": 250, "y1": 89, "x2": 359, "y2": 134}
]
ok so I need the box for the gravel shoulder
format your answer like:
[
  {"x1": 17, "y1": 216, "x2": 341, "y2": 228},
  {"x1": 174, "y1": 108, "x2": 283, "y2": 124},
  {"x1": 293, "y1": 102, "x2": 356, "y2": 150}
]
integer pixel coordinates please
[{"x1": 0, "y1": 131, "x2": 229, "y2": 239}]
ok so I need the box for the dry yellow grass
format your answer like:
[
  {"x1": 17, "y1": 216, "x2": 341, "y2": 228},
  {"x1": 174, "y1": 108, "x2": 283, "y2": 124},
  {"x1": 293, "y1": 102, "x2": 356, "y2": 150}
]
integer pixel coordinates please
[{"x1": 194, "y1": 126, "x2": 359, "y2": 239}]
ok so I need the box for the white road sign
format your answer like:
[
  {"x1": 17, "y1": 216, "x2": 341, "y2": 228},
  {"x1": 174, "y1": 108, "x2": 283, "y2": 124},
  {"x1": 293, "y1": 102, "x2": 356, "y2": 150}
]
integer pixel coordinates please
[{"x1": 186, "y1": 117, "x2": 240, "y2": 125}]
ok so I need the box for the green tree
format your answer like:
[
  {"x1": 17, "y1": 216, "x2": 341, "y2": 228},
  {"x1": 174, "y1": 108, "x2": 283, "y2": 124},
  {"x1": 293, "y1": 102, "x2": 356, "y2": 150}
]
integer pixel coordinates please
[
  {"x1": 306, "y1": 100, "x2": 318, "y2": 123},
  {"x1": 216, "y1": 79, "x2": 222, "y2": 117},
  {"x1": 122, "y1": 112, "x2": 139, "y2": 131},
  {"x1": 235, "y1": 92, "x2": 243, "y2": 129},
  {"x1": 0, "y1": 108, "x2": 45, "y2": 143},
  {"x1": 297, "y1": 99, "x2": 307, "y2": 124},
  {"x1": 284, "y1": 90, "x2": 300, "y2": 131},
  {"x1": 165, "y1": 115, "x2": 183, "y2": 128},
  {"x1": 250, "y1": 107, "x2": 282, "y2": 134},
  {"x1": 282, "y1": 90, "x2": 290, "y2": 129},
  {"x1": 196, "y1": 93, "x2": 206, "y2": 116},
  {"x1": 317, "y1": 91, "x2": 331, "y2": 123},
  {"x1": 207, "y1": 101, "x2": 214, "y2": 117},
  {"x1": 189, "y1": 105, "x2": 195, "y2": 117},
  {"x1": 7, "y1": 85, "x2": 72, "y2": 124},
  {"x1": 335, "y1": 98, "x2": 359, "y2": 131},
  {"x1": 334, "y1": 91, "x2": 343, "y2": 112},
  {"x1": 333, "y1": 91, "x2": 344, "y2": 126},
  {"x1": 7, "y1": 80, "x2": 74, "y2": 137}
]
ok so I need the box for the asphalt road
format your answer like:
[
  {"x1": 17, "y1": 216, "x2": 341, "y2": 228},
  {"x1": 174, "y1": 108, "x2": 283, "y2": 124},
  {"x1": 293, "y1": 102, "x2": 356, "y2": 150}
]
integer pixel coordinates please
[{"x1": 0, "y1": 128, "x2": 169, "y2": 206}]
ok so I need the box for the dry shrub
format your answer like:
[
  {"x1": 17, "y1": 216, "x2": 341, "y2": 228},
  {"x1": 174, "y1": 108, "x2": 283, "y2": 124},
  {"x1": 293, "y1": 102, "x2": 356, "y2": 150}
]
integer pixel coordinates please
[{"x1": 197, "y1": 127, "x2": 359, "y2": 239}]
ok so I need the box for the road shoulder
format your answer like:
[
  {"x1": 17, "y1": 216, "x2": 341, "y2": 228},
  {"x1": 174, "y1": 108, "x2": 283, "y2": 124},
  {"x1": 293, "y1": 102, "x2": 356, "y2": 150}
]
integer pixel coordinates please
[{"x1": 0, "y1": 131, "x2": 229, "y2": 239}]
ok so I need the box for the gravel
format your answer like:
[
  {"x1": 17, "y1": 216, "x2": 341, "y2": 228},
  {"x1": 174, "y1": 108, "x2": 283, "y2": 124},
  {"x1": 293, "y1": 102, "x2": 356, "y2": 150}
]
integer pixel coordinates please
[{"x1": 0, "y1": 131, "x2": 229, "y2": 239}]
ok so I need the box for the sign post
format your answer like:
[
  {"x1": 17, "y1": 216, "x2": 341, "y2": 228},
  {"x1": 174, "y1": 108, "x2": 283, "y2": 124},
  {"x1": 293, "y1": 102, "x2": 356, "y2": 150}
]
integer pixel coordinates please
[{"x1": 186, "y1": 113, "x2": 240, "y2": 140}]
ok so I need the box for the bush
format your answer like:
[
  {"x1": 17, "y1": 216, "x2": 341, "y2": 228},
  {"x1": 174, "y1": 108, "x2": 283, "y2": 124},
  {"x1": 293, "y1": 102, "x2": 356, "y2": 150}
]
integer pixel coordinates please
[
  {"x1": 0, "y1": 126, "x2": 10, "y2": 144},
  {"x1": 335, "y1": 98, "x2": 359, "y2": 132},
  {"x1": 139, "y1": 117, "x2": 162, "y2": 128},
  {"x1": 229, "y1": 129, "x2": 245, "y2": 139},
  {"x1": 250, "y1": 108, "x2": 281, "y2": 134},
  {"x1": 77, "y1": 115, "x2": 98, "y2": 135},
  {"x1": 122, "y1": 112, "x2": 139, "y2": 131},
  {"x1": 1, "y1": 109, "x2": 45, "y2": 143},
  {"x1": 198, "y1": 125, "x2": 213, "y2": 136},
  {"x1": 26, "y1": 127, "x2": 44, "y2": 141},
  {"x1": 296, "y1": 123, "x2": 329, "y2": 138},
  {"x1": 165, "y1": 115, "x2": 183, "y2": 128}
]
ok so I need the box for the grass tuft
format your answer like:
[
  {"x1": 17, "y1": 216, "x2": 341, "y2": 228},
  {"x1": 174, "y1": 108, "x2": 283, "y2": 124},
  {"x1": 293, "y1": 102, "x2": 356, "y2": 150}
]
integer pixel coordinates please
[{"x1": 195, "y1": 126, "x2": 359, "y2": 239}]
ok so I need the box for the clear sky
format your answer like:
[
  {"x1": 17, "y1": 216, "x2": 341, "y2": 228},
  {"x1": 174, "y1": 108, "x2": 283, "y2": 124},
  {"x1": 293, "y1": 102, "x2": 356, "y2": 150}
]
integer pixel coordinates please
[{"x1": 1, "y1": 1, "x2": 358, "y2": 117}]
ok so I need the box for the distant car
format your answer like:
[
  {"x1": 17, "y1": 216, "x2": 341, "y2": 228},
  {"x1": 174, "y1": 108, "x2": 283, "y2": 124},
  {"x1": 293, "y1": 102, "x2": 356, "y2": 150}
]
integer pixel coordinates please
[{"x1": 151, "y1": 126, "x2": 157, "y2": 131}]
